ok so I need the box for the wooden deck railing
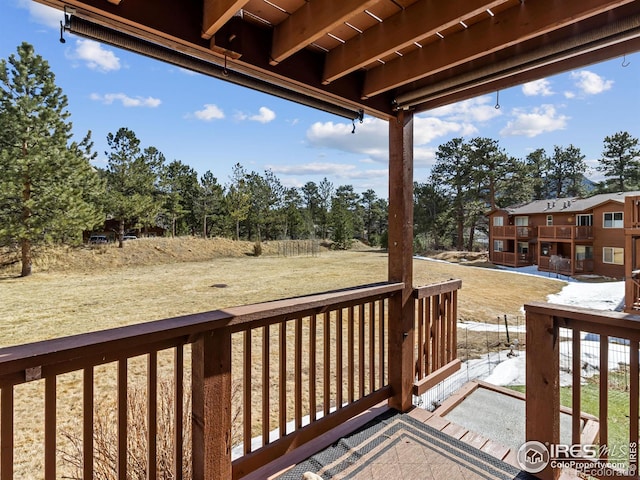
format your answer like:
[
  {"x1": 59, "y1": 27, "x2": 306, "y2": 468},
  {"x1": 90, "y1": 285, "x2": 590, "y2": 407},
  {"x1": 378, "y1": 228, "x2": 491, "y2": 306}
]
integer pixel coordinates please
[
  {"x1": 538, "y1": 225, "x2": 593, "y2": 240},
  {"x1": 625, "y1": 196, "x2": 640, "y2": 229},
  {"x1": 492, "y1": 251, "x2": 533, "y2": 267},
  {"x1": 525, "y1": 302, "x2": 640, "y2": 480},
  {"x1": 492, "y1": 226, "x2": 534, "y2": 238},
  {"x1": 412, "y1": 280, "x2": 462, "y2": 396},
  {"x1": 0, "y1": 282, "x2": 403, "y2": 480},
  {"x1": 0, "y1": 279, "x2": 466, "y2": 479}
]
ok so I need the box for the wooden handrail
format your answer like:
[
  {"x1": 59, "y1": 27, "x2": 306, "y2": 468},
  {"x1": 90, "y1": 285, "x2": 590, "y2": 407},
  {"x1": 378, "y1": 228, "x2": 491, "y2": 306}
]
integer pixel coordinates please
[
  {"x1": 0, "y1": 281, "x2": 404, "y2": 480},
  {"x1": 0, "y1": 282, "x2": 404, "y2": 384},
  {"x1": 525, "y1": 302, "x2": 640, "y2": 480}
]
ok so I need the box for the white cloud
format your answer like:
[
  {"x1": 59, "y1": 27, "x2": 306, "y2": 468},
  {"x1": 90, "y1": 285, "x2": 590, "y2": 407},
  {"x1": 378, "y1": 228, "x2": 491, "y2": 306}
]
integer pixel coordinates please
[
  {"x1": 500, "y1": 104, "x2": 568, "y2": 137},
  {"x1": 17, "y1": 0, "x2": 59, "y2": 28},
  {"x1": 522, "y1": 79, "x2": 554, "y2": 96},
  {"x1": 564, "y1": 91, "x2": 576, "y2": 99},
  {"x1": 269, "y1": 162, "x2": 388, "y2": 181},
  {"x1": 193, "y1": 104, "x2": 225, "y2": 121},
  {"x1": 306, "y1": 118, "x2": 388, "y2": 162},
  {"x1": 68, "y1": 39, "x2": 121, "y2": 72},
  {"x1": 414, "y1": 116, "x2": 477, "y2": 145},
  {"x1": 571, "y1": 70, "x2": 613, "y2": 95},
  {"x1": 427, "y1": 95, "x2": 502, "y2": 123},
  {"x1": 90, "y1": 93, "x2": 161, "y2": 108},
  {"x1": 235, "y1": 106, "x2": 276, "y2": 123}
]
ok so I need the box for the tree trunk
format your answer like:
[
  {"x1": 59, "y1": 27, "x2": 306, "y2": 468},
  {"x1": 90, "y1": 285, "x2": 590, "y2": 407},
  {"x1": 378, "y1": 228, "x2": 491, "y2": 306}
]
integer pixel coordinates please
[
  {"x1": 235, "y1": 220, "x2": 240, "y2": 241},
  {"x1": 21, "y1": 169, "x2": 32, "y2": 277},
  {"x1": 21, "y1": 237, "x2": 32, "y2": 277},
  {"x1": 118, "y1": 218, "x2": 125, "y2": 248}
]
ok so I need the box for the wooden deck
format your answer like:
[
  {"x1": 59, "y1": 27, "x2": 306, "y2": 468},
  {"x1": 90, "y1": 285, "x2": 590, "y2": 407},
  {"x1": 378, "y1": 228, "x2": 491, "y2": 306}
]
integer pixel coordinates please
[{"x1": 255, "y1": 382, "x2": 594, "y2": 480}]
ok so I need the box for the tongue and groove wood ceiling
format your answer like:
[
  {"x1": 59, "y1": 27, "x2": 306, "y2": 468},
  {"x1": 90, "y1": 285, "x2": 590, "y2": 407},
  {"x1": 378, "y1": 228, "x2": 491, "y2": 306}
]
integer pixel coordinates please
[{"x1": 38, "y1": 0, "x2": 640, "y2": 119}]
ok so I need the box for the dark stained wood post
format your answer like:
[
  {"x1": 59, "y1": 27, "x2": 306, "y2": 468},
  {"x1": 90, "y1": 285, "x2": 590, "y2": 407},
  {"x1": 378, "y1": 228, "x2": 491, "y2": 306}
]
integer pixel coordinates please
[
  {"x1": 525, "y1": 308, "x2": 560, "y2": 480},
  {"x1": 388, "y1": 109, "x2": 415, "y2": 412},
  {"x1": 192, "y1": 329, "x2": 232, "y2": 480}
]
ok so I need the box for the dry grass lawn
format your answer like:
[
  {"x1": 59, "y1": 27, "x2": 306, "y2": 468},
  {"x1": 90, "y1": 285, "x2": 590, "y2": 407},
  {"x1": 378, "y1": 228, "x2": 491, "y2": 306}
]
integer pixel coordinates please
[{"x1": 0, "y1": 238, "x2": 564, "y2": 348}]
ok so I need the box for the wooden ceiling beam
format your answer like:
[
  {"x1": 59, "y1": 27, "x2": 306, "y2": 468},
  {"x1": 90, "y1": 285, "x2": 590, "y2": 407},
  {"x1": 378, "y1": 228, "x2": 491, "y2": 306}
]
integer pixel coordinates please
[
  {"x1": 362, "y1": 0, "x2": 636, "y2": 98},
  {"x1": 202, "y1": 0, "x2": 250, "y2": 39},
  {"x1": 323, "y1": 0, "x2": 505, "y2": 85},
  {"x1": 269, "y1": 0, "x2": 379, "y2": 65}
]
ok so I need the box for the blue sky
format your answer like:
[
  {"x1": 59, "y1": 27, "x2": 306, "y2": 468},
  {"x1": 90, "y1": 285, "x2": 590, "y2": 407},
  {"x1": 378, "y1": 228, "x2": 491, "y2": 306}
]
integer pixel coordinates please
[{"x1": 2, "y1": 1, "x2": 640, "y2": 198}]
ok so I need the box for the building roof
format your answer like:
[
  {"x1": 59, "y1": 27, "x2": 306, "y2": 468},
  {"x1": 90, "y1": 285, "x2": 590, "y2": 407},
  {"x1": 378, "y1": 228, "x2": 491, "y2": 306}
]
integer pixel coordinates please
[
  {"x1": 40, "y1": 0, "x2": 640, "y2": 120},
  {"x1": 501, "y1": 191, "x2": 640, "y2": 215}
]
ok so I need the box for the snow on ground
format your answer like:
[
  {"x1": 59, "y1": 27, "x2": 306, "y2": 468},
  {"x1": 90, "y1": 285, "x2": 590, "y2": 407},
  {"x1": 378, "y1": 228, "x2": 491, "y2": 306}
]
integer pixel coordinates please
[{"x1": 416, "y1": 262, "x2": 628, "y2": 407}]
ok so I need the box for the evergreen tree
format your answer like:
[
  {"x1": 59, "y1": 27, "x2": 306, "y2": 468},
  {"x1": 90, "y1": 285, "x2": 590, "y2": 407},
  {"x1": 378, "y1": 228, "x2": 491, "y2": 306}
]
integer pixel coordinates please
[
  {"x1": 199, "y1": 170, "x2": 226, "y2": 238},
  {"x1": 103, "y1": 128, "x2": 164, "y2": 247},
  {"x1": 330, "y1": 185, "x2": 358, "y2": 249},
  {"x1": 160, "y1": 160, "x2": 200, "y2": 236},
  {"x1": 525, "y1": 148, "x2": 551, "y2": 200},
  {"x1": 301, "y1": 181, "x2": 320, "y2": 237},
  {"x1": 226, "y1": 163, "x2": 250, "y2": 240},
  {"x1": 597, "y1": 131, "x2": 640, "y2": 192},
  {"x1": 431, "y1": 138, "x2": 471, "y2": 250},
  {"x1": 547, "y1": 145, "x2": 587, "y2": 197},
  {"x1": 0, "y1": 42, "x2": 104, "y2": 276}
]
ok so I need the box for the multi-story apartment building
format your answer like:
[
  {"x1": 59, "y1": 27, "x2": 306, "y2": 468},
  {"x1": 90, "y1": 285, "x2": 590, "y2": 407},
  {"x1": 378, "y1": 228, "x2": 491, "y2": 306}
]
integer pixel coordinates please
[{"x1": 488, "y1": 191, "x2": 640, "y2": 279}]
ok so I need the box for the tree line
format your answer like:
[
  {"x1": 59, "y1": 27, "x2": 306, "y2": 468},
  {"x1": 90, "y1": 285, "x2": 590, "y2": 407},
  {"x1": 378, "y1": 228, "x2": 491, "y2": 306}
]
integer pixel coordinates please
[
  {"x1": 415, "y1": 133, "x2": 640, "y2": 252},
  {"x1": 0, "y1": 44, "x2": 387, "y2": 276},
  {"x1": 2, "y1": 43, "x2": 639, "y2": 276}
]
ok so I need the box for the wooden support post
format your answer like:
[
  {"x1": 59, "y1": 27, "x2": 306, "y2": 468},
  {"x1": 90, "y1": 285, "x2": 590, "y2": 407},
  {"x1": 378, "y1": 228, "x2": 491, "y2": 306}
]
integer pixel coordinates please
[
  {"x1": 525, "y1": 309, "x2": 560, "y2": 480},
  {"x1": 388, "y1": 109, "x2": 415, "y2": 412},
  {"x1": 192, "y1": 329, "x2": 232, "y2": 480}
]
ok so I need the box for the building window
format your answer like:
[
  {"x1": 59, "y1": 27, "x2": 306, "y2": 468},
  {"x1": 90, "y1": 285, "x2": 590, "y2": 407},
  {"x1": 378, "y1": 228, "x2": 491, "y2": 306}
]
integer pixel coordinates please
[
  {"x1": 603, "y1": 212, "x2": 623, "y2": 228},
  {"x1": 517, "y1": 242, "x2": 528, "y2": 254},
  {"x1": 494, "y1": 240, "x2": 504, "y2": 252},
  {"x1": 515, "y1": 216, "x2": 528, "y2": 226},
  {"x1": 493, "y1": 216, "x2": 503, "y2": 226},
  {"x1": 546, "y1": 215, "x2": 553, "y2": 226},
  {"x1": 575, "y1": 245, "x2": 593, "y2": 260},
  {"x1": 541, "y1": 243, "x2": 551, "y2": 256},
  {"x1": 576, "y1": 214, "x2": 593, "y2": 226},
  {"x1": 603, "y1": 247, "x2": 624, "y2": 265}
]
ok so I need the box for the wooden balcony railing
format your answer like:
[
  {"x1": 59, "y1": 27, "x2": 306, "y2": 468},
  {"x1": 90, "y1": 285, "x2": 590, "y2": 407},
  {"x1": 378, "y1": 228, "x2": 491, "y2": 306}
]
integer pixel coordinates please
[
  {"x1": 525, "y1": 302, "x2": 640, "y2": 480},
  {"x1": 625, "y1": 196, "x2": 640, "y2": 229},
  {"x1": 412, "y1": 280, "x2": 462, "y2": 396},
  {"x1": 492, "y1": 226, "x2": 534, "y2": 238},
  {"x1": 492, "y1": 251, "x2": 533, "y2": 267},
  {"x1": 0, "y1": 279, "x2": 462, "y2": 480},
  {"x1": 538, "y1": 225, "x2": 593, "y2": 240}
]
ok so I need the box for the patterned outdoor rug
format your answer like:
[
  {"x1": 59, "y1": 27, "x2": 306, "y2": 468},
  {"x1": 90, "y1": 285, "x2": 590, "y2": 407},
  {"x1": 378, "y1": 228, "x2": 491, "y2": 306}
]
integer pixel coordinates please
[{"x1": 276, "y1": 411, "x2": 536, "y2": 480}]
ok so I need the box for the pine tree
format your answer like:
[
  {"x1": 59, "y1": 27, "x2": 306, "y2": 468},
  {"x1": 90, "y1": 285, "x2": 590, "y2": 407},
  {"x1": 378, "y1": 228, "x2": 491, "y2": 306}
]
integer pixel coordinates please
[
  {"x1": 597, "y1": 131, "x2": 640, "y2": 192},
  {"x1": 0, "y1": 43, "x2": 104, "y2": 276},
  {"x1": 103, "y1": 128, "x2": 164, "y2": 247}
]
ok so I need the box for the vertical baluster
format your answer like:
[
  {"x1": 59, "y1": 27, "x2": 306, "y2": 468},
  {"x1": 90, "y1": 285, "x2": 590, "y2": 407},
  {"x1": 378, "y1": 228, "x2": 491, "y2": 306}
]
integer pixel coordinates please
[
  {"x1": 631, "y1": 340, "x2": 639, "y2": 475},
  {"x1": 148, "y1": 352, "x2": 157, "y2": 480},
  {"x1": 425, "y1": 297, "x2": 431, "y2": 374},
  {"x1": 417, "y1": 297, "x2": 424, "y2": 379},
  {"x1": 44, "y1": 376, "x2": 56, "y2": 480},
  {"x1": 295, "y1": 318, "x2": 302, "y2": 428},
  {"x1": 1, "y1": 386, "x2": 13, "y2": 480},
  {"x1": 572, "y1": 331, "x2": 581, "y2": 446},
  {"x1": 379, "y1": 299, "x2": 386, "y2": 387},
  {"x1": 83, "y1": 367, "x2": 94, "y2": 480},
  {"x1": 309, "y1": 314, "x2": 317, "y2": 422},
  {"x1": 348, "y1": 306, "x2": 355, "y2": 404},
  {"x1": 432, "y1": 295, "x2": 440, "y2": 371},
  {"x1": 324, "y1": 312, "x2": 331, "y2": 416},
  {"x1": 244, "y1": 330, "x2": 252, "y2": 455},
  {"x1": 358, "y1": 305, "x2": 365, "y2": 398},
  {"x1": 439, "y1": 294, "x2": 446, "y2": 368},
  {"x1": 174, "y1": 346, "x2": 183, "y2": 480},
  {"x1": 369, "y1": 301, "x2": 375, "y2": 392},
  {"x1": 118, "y1": 359, "x2": 127, "y2": 480},
  {"x1": 451, "y1": 289, "x2": 458, "y2": 364},
  {"x1": 279, "y1": 322, "x2": 287, "y2": 437},
  {"x1": 262, "y1": 325, "x2": 270, "y2": 446},
  {"x1": 600, "y1": 336, "x2": 609, "y2": 458},
  {"x1": 336, "y1": 309, "x2": 343, "y2": 409}
]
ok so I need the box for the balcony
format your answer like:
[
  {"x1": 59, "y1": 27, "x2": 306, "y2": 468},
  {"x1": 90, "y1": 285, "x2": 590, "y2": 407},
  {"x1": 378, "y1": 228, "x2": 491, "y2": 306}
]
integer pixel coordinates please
[
  {"x1": 538, "y1": 226, "x2": 593, "y2": 241},
  {"x1": 492, "y1": 226, "x2": 535, "y2": 239},
  {"x1": 492, "y1": 251, "x2": 533, "y2": 268},
  {"x1": 0, "y1": 280, "x2": 462, "y2": 480}
]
